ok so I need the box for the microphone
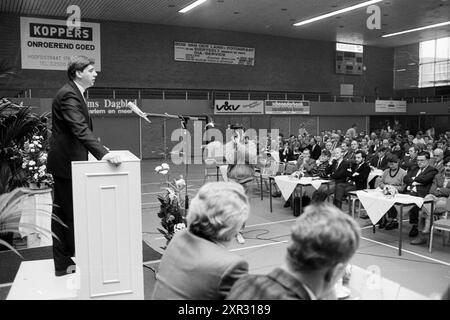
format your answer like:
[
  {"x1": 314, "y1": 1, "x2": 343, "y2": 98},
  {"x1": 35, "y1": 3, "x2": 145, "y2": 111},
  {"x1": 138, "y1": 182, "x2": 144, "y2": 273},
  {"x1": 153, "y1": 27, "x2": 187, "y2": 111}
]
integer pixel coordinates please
[{"x1": 127, "y1": 101, "x2": 151, "y2": 123}]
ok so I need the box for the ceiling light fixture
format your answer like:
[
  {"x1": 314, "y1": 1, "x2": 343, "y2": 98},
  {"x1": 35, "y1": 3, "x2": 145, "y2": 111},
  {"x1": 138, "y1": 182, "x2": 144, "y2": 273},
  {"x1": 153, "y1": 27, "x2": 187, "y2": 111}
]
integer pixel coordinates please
[
  {"x1": 179, "y1": 0, "x2": 208, "y2": 13},
  {"x1": 382, "y1": 21, "x2": 450, "y2": 37},
  {"x1": 293, "y1": 0, "x2": 382, "y2": 27}
]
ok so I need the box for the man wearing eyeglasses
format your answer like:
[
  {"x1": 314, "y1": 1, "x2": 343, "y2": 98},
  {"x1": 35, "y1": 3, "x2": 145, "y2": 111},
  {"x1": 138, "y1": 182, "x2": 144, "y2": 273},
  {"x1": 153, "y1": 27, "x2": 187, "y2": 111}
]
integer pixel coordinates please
[
  {"x1": 411, "y1": 160, "x2": 450, "y2": 245},
  {"x1": 403, "y1": 152, "x2": 438, "y2": 239}
]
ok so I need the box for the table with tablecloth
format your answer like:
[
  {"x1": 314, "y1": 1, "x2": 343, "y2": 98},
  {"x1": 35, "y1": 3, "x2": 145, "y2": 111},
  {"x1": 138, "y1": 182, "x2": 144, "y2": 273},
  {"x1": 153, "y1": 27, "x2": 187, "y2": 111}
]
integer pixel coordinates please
[
  {"x1": 353, "y1": 189, "x2": 433, "y2": 255},
  {"x1": 367, "y1": 168, "x2": 384, "y2": 187},
  {"x1": 271, "y1": 175, "x2": 330, "y2": 214}
]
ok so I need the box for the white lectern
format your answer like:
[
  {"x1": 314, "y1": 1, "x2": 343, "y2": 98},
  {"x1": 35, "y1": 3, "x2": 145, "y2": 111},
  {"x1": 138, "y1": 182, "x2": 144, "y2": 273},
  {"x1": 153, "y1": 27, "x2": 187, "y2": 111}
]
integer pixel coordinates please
[{"x1": 72, "y1": 150, "x2": 144, "y2": 300}]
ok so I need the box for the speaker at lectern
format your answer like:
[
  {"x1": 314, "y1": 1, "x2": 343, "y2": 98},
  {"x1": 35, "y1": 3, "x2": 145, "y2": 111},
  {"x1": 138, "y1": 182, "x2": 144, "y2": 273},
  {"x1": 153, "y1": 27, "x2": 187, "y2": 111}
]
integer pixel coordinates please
[{"x1": 72, "y1": 150, "x2": 144, "y2": 300}]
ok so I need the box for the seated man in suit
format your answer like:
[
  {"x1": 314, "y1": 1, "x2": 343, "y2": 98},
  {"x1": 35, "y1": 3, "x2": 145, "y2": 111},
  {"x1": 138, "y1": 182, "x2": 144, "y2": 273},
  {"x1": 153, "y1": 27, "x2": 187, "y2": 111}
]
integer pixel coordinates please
[
  {"x1": 312, "y1": 147, "x2": 351, "y2": 200},
  {"x1": 411, "y1": 160, "x2": 450, "y2": 245},
  {"x1": 403, "y1": 151, "x2": 439, "y2": 239},
  {"x1": 430, "y1": 148, "x2": 445, "y2": 173},
  {"x1": 308, "y1": 137, "x2": 322, "y2": 160},
  {"x1": 401, "y1": 146, "x2": 419, "y2": 173},
  {"x1": 334, "y1": 150, "x2": 371, "y2": 209},
  {"x1": 341, "y1": 142, "x2": 355, "y2": 163},
  {"x1": 368, "y1": 146, "x2": 390, "y2": 188},
  {"x1": 369, "y1": 146, "x2": 389, "y2": 170},
  {"x1": 226, "y1": 203, "x2": 360, "y2": 300}
]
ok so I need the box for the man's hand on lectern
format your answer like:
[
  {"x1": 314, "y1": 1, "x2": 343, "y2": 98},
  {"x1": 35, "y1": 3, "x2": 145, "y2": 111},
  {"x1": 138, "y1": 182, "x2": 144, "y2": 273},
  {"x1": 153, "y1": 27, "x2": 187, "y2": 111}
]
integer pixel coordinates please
[{"x1": 102, "y1": 152, "x2": 121, "y2": 166}]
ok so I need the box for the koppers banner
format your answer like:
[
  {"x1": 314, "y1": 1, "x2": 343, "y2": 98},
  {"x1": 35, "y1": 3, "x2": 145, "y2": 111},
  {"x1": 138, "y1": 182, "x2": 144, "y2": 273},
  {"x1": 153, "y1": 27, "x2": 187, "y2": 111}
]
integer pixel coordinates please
[{"x1": 20, "y1": 17, "x2": 101, "y2": 70}]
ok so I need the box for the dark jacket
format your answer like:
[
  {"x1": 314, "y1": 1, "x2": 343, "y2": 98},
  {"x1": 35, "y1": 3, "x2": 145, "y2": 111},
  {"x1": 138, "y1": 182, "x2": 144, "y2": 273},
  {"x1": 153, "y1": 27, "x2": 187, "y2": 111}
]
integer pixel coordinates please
[
  {"x1": 400, "y1": 156, "x2": 418, "y2": 173},
  {"x1": 47, "y1": 81, "x2": 108, "y2": 179},
  {"x1": 348, "y1": 162, "x2": 371, "y2": 190},
  {"x1": 226, "y1": 268, "x2": 312, "y2": 300},
  {"x1": 403, "y1": 165, "x2": 438, "y2": 197},
  {"x1": 370, "y1": 154, "x2": 389, "y2": 170},
  {"x1": 326, "y1": 159, "x2": 352, "y2": 184},
  {"x1": 429, "y1": 173, "x2": 450, "y2": 197},
  {"x1": 308, "y1": 144, "x2": 321, "y2": 160}
]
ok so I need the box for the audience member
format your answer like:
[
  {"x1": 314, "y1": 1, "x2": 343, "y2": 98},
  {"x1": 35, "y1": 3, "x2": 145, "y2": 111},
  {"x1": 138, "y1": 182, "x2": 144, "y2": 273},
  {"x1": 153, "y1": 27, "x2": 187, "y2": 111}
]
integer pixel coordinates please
[
  {"x1": 334, "y1": 150, "x2": 370, "y2": 209},
  {"x1": 152, "y1": 182, "x2": 250, "y2": 300},
  {"x1": 411, "y1": 160, "x2": 450, "y2": 245},
  {"x1": 226, "y1": 203, "x2": 360, "y2": 300},
  {"x1": 403, "y1": 151, "x2": 438, "y2": 238},
  {"x1": 375, "y1": 154, "x2": 407, "y2": 229}
]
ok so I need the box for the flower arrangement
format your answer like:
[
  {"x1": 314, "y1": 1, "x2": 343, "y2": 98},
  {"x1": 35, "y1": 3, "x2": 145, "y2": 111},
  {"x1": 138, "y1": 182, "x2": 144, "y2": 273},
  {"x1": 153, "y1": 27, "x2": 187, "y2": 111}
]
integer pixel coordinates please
[
  {"x1": 21, "y1": 135, "x2": 53, "y2": 189},
  {"x1": 155, "y1": 163, "x2": 187, "y2": 249},
  {"x1": 382, "y1": 185, "x2": 398, "y2": 199}
]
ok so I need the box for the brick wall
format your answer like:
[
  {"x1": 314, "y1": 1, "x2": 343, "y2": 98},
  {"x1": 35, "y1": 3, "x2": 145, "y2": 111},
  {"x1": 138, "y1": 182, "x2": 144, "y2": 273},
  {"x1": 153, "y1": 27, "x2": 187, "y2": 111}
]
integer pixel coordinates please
[{"x1": 0, "y1": 13, "x2": 394, "y2": 98}]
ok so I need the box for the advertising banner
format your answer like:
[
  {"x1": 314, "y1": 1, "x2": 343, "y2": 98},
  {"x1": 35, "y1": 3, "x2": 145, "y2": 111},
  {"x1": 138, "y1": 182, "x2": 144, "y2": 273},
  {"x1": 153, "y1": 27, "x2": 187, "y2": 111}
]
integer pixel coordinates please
[
  {"x1": 375, "y1": 100, "x2": 407, "y2": 113},
  {"x1": 20, "y1": 17, "x2": 101, "y2": 70},
  {"x1": 86, "y1": 99, "x2": 140, "y2": 117},
  {"x1": 214, "y1": 100, "x2": 264, "y2": 114},
  {"x1": 265, "y1": 100, "x2": 310, "y2": 114},
  {"x1": 175, "y1": 41, "x2": 255, "y2": 66}
]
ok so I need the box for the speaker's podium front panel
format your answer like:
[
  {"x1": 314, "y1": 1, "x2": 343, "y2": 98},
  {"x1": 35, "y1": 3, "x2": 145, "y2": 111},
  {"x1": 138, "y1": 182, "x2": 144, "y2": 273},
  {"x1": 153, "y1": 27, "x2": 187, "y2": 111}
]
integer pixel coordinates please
[{"x1": 72, "y1": 150, "x2": 143, "y2": 299}]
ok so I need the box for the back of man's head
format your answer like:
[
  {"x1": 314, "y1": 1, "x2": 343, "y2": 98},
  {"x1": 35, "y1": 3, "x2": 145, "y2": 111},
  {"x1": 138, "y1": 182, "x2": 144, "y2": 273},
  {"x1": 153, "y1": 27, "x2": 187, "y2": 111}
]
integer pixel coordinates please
[{"x1": 286, "y1": 203, "x2": 360, "y2": 273}]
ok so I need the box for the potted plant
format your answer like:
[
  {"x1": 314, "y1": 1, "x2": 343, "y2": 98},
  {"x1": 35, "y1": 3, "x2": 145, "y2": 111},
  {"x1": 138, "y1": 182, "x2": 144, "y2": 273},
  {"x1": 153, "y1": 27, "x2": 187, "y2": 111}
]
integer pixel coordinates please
[
  {"x1": 0, "y1": 187, "x2": 63, "y2": 255},
  {"x1": 154, "y1": 163, "x2": 187, "y2": 249}
]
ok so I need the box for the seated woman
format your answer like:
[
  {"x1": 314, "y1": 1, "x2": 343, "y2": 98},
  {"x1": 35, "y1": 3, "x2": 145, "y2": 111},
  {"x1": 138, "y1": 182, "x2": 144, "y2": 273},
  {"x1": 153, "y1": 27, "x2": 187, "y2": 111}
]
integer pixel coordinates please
[
  {"x1": 151, "y1": 182, "x2": 250, "y2": 300},
  {"x1": 374, "y1": 154, "x2": 407, "y2": 229}
]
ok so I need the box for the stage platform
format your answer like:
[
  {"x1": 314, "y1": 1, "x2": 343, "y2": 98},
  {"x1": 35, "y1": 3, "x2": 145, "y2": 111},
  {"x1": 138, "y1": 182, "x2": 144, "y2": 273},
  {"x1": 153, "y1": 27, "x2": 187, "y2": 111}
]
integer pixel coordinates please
[{"x1": 7, "y1": 259, "x2": 77, "y2": 300}]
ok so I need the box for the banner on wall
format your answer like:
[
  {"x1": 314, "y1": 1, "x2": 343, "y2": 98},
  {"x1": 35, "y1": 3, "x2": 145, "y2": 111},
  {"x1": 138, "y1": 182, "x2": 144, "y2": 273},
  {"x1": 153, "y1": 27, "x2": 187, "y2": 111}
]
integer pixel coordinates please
[
  {"x1": 375, "y1": 100, "x2": 407, "y2": 113},
  {"x1": 20, "y1": 17, "x2": 101, "y2": 70},
  {"x1": 214, "y1": 100, "x2": 264, "y2": 114},
  {"x1": 174, "y1": 41, "x2": 255, "y2": 66},
  {"x1": 265, "y1": 100, "x2": 310, "y2": 114},
  {"x1": 86, "y1": 99, "x2": 140, "y2": 117}
]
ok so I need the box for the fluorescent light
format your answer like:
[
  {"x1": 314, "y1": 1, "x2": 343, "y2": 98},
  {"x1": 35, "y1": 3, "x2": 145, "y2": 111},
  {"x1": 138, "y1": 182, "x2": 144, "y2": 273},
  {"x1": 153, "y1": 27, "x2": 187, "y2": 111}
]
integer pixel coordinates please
[
  {"x1": 382, "y1": 21, "x2": 450, "y2": 37},
  {"x1": 179, "y1": 0, "x2": 208, "y2": 13},
  {"x1": 396, "y1": 69, "x2": 406, "y2": 72},
  {"x1": 293, "y1": 0, "x2": 382, "y2": 27}
]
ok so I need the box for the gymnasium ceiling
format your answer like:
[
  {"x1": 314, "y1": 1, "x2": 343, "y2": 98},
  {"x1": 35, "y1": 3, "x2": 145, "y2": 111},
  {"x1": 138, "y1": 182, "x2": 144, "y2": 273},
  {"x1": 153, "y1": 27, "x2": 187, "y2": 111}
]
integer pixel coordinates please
[{"x1": 0, "y1": 0, "x2": 449, "y2": 47}]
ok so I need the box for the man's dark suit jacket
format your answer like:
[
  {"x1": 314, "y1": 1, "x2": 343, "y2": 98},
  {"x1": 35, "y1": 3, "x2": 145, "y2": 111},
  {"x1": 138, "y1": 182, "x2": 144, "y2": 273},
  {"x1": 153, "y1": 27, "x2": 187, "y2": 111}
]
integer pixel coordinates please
[
  {"x1": 308, "y1": 144, "x2": 321, "y2": 160},
  {"x1": 370, "y1": 154, "x2": 389, "y2": 170},
  {"x1": 349, "y1": 162, "x2": 371, "y2": 190},
  {"x1": 226, "y1": 268, "x2": 312, "y2": 300},
  {"x1": 47, "y1": 81, "x2": 108, "y2": 179},
  {"x1": 400, "y1": 156, "x2": 418, "y2": 173},
  {"x1": 326, "y1": 159, "x2": 352, "y2": 184},
  {"x1": 429, "y1": 173, "x2": 450, "y2": 197},
  {"x1": 403, "y1": 165, "x2": 438, "y2": 197}
]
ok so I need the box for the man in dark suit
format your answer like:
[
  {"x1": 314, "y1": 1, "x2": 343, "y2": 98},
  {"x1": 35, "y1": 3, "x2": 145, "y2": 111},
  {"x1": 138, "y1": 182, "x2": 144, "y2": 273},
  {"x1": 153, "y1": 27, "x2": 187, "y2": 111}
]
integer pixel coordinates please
[
  {"x1": 403, "y1": 151, "x2": 438, "y2": 239},
  {"x1": 334, "y1": 150, "x2": 371, "y2": 209},
  {"x1": 226, "y1": 203, "x2": 360, "y2": 300},
  {"x1": 47, "y1": 56, "x2": 121, "y2": 276},
  {"x1": 369, "y1": 147, "x2": 389, "y2": 170},
  {"x1": 411, "y1": 160, "x2": 450, "y2": 245},
  {"x1": 312, "y1": 147, "x2": 351, "y2": 201},
  {"x1": 308, "y1": 137, "x2": 321, "y2": 160}
]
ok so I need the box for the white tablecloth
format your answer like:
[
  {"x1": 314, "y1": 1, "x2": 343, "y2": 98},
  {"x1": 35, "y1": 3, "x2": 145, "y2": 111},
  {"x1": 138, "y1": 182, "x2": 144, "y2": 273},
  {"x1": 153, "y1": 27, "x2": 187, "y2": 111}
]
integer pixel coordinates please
[
  {"x1": 367, "y1": 169, "x2": 384, "y2": 187},
  {"x1": 355, "y1": 189, "x2": 424, "y2": 225},
  {"x1": 274, "y1": 175, "x2": 328, "y2": 201}
]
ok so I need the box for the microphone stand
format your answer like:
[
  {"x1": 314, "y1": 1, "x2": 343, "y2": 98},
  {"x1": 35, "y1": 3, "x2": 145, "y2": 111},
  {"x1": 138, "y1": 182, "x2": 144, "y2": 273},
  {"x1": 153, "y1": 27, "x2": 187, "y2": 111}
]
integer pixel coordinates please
[{"x1": 143, "y1": 112, "x2": 204, "y2": 211}]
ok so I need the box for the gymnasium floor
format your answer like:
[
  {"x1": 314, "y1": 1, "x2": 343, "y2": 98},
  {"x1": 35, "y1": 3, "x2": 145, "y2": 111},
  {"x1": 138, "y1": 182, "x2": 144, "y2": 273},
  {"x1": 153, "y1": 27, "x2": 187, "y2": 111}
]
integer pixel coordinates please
[{"x1": 142, "y1": 159, "x2": 450, "y2": 299}]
